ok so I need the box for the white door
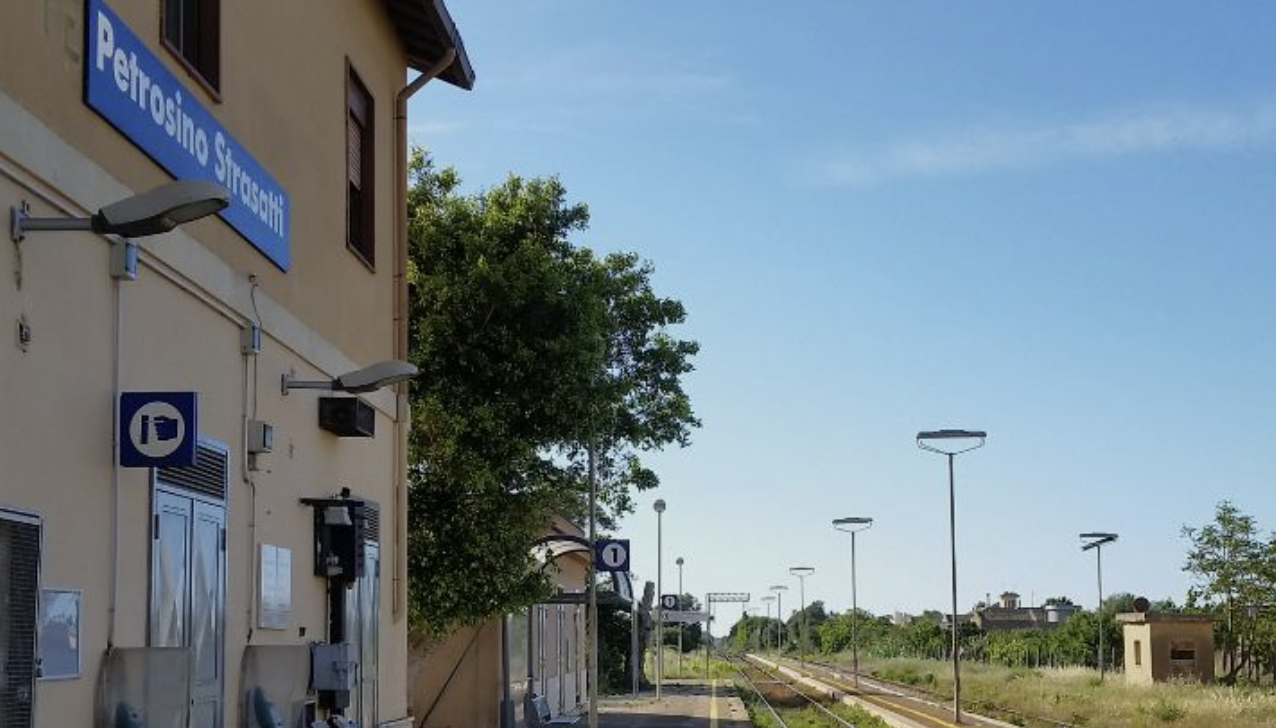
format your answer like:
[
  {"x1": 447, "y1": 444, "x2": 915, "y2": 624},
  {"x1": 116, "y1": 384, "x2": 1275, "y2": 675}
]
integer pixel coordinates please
[
  {"x1": 152, "y1": 490, "x2": 225, "y2": 728},
  {"x1": 345, "y1": 542, "x2": 379, "y2": 728}
]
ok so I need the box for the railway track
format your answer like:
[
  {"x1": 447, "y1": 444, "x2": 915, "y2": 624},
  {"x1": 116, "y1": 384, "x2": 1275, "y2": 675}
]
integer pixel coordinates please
[
  {"x1": 774, "y1": 655, "x2": 1083, "y2": 728},
  {"x1": 725, "y1": 654, "x2": 859, "y2": 728}
]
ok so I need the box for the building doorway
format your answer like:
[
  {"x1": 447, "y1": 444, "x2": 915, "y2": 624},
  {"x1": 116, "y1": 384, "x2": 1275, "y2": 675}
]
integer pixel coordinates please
[
  {"x1": 0, "y1": 509, "x2": 41, "y2": 728},
  {"x1": 150, "y1": 443, "x2": 227, "y2": 728}
]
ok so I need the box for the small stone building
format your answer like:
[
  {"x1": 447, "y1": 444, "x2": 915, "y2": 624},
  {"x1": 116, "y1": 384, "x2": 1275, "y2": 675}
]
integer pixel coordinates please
[{"x1": 1118, "y1": 612, "x2": 1215, "y2": 684}]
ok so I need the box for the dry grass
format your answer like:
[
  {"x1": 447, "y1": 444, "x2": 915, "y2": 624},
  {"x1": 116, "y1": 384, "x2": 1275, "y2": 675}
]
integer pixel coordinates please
[{"x1": 845, "y1": 657, "x2": 1276, "y2": 728}]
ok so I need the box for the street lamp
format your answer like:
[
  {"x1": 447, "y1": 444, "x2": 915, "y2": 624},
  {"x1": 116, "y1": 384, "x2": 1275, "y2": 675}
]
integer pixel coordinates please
[
  {"x1": 789, "y1": 566, "x2": 815, "y2": 666},
  {"x1": 10, "y1": 179, "x2": 230, "y2": 283},
  {"x1": 1081, "y1": 532, "x2": 1118, "y2": 680},
  {"x1": 760, "y1": 595, "x2": 776, "y2": 653},
  {"x1": 770, "y1": 585, "x2": 788, "y2": 652},
  {"x1": 917, "y1": 428, "x2": 987, "y2": 725},
  {"x1": 11, "y1": 179, "x2": 229, "y2": 240},
  {"x1": 654, "y1": 499, "x2": 666, "y2": 699},
  {"x1": 833, "y1": 516, "x2": 873, "y2": 687},
  {"x1": 676, "y1": 556, "x2": 685, "y2": 677}
]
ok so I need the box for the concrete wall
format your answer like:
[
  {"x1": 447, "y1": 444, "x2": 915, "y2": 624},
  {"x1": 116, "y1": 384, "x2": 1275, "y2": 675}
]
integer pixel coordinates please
[
  {"x1": 1123, "y1": 620, "x2": 1215, "y2": 685},
  {"x1": 408, "y1": 540, "x2": 591, "y2": 727},
  {"x1": 0, "y1": 1, "x2": 429, "y2": 726},
  {"x1": 408, "y1": 625, "x2": 504, "y2": 728}
]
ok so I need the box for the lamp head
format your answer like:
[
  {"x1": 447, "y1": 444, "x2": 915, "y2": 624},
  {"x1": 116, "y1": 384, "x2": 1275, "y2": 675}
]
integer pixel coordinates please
[
  {"x1": 833, "y1": 516, "x2": 873, "y2": 532},
  {"x1": 789, "y1": 566, "x2": 815, "y2": 577},
  {"x1": 653, "y1": 499, "x2": 666, "y2": 513},
  {"x1": 676, "y1": 557, "x2": 684, "y2": 566},
  {"x1": 1080, "y1": 532, "x2": 1119, "y2": 550},
  {"x1": 770, "y1": 584, "x2": 788, "y2": 592},
  {"x1": 917, "y1": 428, "x2": 987, "y2": 455},
  {"x1": 334, "y1": 360, "x2": 418, "y2": 393},
  {"x1": 93, "y1": 180, "x2": 229, "y2": 237}
]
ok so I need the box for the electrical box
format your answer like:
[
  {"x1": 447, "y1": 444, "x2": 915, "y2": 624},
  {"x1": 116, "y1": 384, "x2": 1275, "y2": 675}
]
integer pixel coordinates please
[
  {"x1": 247, "y1": 419, "x2": 274, "y2": 454},
  {"x1": 302, "y1": 498, "x2": 367, "y2": 583},
  {"x1": 311, "y1": 643, "x2": 357, "y2": 692},
  {"x1": 241, "y1": 324, "x2": 262, "y2": 355},
  {"x1": 110, "y1": 240, "x2": 138, "y2": 281},
  {"x1": 318, "y1": 397, "x2": 375, "y2": 438}
]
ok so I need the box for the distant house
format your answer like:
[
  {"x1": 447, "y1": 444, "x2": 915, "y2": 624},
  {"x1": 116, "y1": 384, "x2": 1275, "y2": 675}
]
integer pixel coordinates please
[{"x1": 971, "y1": 592, "x2": 1079, "y2": 633}]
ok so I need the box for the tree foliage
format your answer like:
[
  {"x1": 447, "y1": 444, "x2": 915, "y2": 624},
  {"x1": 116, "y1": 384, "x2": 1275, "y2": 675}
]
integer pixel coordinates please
[
  {"x1": 405, "y1": 151, "x2": 699, "y2": 636},
  {"x1": 1183, "y1": 500, "x2": 1276, "y2": 681}
]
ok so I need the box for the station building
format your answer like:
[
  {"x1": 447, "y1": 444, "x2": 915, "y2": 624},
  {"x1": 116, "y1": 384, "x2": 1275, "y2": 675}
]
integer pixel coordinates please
[
  {"x1": 0, "y1": 1, "x2": 472, "y2": 727},
  {"x1": 409, "y1": 515, "x2": 598, "y2": 728}
]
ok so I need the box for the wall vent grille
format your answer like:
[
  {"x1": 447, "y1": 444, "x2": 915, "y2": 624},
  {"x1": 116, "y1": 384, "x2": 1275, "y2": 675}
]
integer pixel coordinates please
[
  {"x1": 156, "y1": 444, "x2": 228, "y2": 501},
  {"x1": 1, "y1": 517, "x2": 40, "y2": 728}
]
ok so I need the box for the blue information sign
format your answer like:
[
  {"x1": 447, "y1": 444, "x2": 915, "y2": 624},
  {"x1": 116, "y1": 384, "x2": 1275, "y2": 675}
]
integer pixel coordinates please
[
  {"x1": 85, "y1": 0, "x2": 291, "y2": 270},
  {"x1": 119, "y1": 392, "x2": 198, "y2": 467},
  {"x1": 595, "y1": 539, "x2": 630, "y2": 573}
]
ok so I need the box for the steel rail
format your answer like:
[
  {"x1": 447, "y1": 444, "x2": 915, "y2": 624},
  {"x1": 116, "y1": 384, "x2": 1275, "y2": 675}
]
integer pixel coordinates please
[
  {"x1": 729, "y1": 655, "x2": 792, "y2": 728},
  {"x1": 730, "y1": 655, "x2": 859, "y2": 728},
  {"x1": 790, "y1": 656, "x2": 1083, "y2": 728}
]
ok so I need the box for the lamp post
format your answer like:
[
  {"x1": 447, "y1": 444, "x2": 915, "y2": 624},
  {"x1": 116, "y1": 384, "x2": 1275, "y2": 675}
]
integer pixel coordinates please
[
  {"x1": 917, "y1": 428, "x2": 987, "y2": 725},
  {"x1": 833, "y1": 517, "x2": 873, "y2": 687},
  {"x1": 760, "y1": 596, "x2": 776, "y2": 653},
  {"x1": 769, "y1": 585, "x2": 788, "y2": 652},
  {"x1": 587, "y1": 444, "x2": 599, "y2": 728},
  {"x1": 654, "y1": 499, "x2": 666, "y2": 699},
  {"x1": 676, "y1": 556, "x2": 685, "y2": 678},
  {"x1": 789, "y1": 567, "x2": 815, "y2": 666},
  {"x1": 1081, "y1": 532, "x2": 1118, "y2": 680}
]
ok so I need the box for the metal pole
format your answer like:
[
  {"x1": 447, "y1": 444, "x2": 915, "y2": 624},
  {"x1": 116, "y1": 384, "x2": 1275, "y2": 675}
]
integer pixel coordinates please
[
  {"x1": 501, "y1": 615, "x2": 512, "y2": 728},
  {"x1": 656, "y1": 509, "x2": 663, "y2": 700},
  {"x1": 799, "y1": 576, "x2": 807, "y2": 666},
  {"x1": 678, "y1": 560, "x2": 684, "y2": 677},
  {"x1": 587, "y1": 443, "x2": 599, "y2": 728},
  {"x1": 770, "y1": 591, "x2": 780, "y2": 652},
  {"x1": 704, "y1": 593, "x2": 710, "y2": 677},
  {"x1": 948, "y1": 452, "x2": 962, "y2": 725},
  {"x1": 631, "y1": 593, "x2": 639, "y2": 697},
  {"x1": 852, "y1": 530, "x2": 860, "y2": 688},
  {"x1": 1097, "y1": 544, "x2": 1105, "y2": 680}
]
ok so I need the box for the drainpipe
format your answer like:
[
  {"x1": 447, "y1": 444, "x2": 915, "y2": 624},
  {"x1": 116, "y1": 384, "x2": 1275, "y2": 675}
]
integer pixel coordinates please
[{"x1": 392, "y1": 48, "x2": 455, "y2": 619}]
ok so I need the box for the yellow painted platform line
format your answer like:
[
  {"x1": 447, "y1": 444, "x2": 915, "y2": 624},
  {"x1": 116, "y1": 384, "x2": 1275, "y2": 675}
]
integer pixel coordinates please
[
  {"x1": 856, "y1": 692, "x2": 961, "y2": 728},
  {"x1": 709, "y1": 678, "x2": 719, "y2": 728},
  {"x1": 818, "y1": 672, "x2": 964, "y2": 728}
]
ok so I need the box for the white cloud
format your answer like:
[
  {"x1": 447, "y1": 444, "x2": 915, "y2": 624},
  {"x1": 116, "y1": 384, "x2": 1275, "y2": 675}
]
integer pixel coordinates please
[{"x1": 813, "y1": 101, "x2": 1276, "y2": 186}]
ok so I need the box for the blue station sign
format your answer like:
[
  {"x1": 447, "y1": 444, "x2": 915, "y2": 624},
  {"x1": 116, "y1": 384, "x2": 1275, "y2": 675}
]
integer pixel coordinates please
[
  {"x1": 85, "y1": 0, "x2": 291, "y2": 270},
  {"x1": 119, "y1": 392, "x2": 199, "y2": 468},
  {"x1": 595, "y1": 539, "x2": 630, "y2": 573}
]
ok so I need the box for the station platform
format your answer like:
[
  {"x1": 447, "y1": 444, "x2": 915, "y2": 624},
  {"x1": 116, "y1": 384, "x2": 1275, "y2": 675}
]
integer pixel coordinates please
[{"x1": 599, "y1": 681, "x2": 751, "y2": 728}]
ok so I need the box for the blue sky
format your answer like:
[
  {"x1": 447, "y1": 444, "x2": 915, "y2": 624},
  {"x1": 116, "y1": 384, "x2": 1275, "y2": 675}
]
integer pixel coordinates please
[{"x1": 413, "y1": 1, "x2": 1276, "y2": 619}]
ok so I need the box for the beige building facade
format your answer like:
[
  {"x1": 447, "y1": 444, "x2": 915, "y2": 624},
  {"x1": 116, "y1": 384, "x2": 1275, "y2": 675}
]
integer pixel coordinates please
[
  {"x1": 0, "y1": 2, "x2": 471, "y2": 727},
  {"x1": 1119, "y1": 613, "x2": 1215, "y2": 684},
  {"x1": 409, "y1": 517, "x2": 592, "y2": 728}
]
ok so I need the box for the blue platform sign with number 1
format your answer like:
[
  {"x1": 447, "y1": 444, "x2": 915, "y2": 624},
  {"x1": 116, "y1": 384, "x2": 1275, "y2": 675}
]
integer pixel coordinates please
[{"x1": 595, "y1": 539, "x2": 630, "y2": 572}]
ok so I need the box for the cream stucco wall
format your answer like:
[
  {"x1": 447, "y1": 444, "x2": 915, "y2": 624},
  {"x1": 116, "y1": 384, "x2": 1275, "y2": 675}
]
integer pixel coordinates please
[
  {"x1": 0, "y1": 0, "x2": 408, "y2": 365},
  {"x1": 0, "y1": 1, "x2": 438, "y2": 726},
  {"x1": 408, "y1": 532, "x2": 592, "y2": 727},
  {"x1": 1122, "y1": 619, "x2": 1215, "y2": 685}
]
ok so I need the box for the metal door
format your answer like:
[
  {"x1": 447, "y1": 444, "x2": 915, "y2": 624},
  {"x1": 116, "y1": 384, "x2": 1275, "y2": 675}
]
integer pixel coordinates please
[
  {"x1": 189, "y1": 502, "x2": 225, "y2": 728},
  {"x1": 151, "y1": 490, "x2": 225, "y2": 728},
  {"x1": 345, "y1": 543, "x2": 379, "y2": 728},
  {"x1": 0, "y1": 511, "x2": 41, "y2": 728}
]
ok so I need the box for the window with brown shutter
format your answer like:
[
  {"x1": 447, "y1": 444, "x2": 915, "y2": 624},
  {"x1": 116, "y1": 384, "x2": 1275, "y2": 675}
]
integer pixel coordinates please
[
  {"x1": 347, "y1": 66, "x2": 375, "y2": 268},
  {"x1": 162, "y1": 0, "x2": 220, "y2": 92}
]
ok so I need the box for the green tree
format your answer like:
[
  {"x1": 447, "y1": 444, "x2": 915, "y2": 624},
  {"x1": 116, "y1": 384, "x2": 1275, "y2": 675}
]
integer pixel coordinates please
[
  {"x1": 405, "y1": 152, "x2": 699, "y2": 636},
  {"x1": 1183, "y1": 501, "x2": 1269, "y2": 680}
]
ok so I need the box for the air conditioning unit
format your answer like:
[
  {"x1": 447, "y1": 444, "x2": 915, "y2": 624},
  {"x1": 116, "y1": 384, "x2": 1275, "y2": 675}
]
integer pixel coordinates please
[{"x1": 318, "y1": 397, "x2": 374, "y2": 438}]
